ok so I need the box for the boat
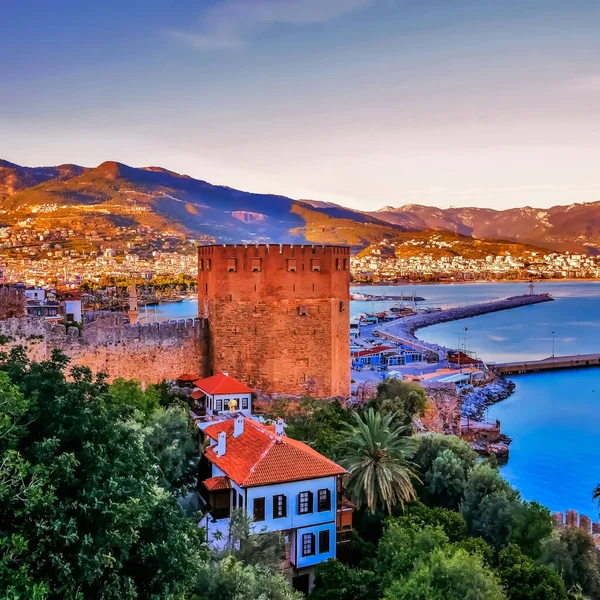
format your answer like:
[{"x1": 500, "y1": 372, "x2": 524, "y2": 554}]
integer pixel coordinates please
[{"x1": 159, "y1": 297, "x2": 184, "y2": 304}]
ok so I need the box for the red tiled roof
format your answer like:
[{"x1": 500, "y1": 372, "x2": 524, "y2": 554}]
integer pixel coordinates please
[
  {"x1": 194, "y1": 373, "x2": 253, "y2": 395},
  {"x1": 353, "y1": 346, "x2": 395, "y2": 358},
  {"x1": 203, "y1": 418, "x2": 345, "y2": 487},
  {"x1": 178, "y1": 373, "x2": 199, "y2": 381},
  {"x1": 190, "y1": 390, "x2": 205, "y2": 401},
  {"x1": 203, "y1": 476, "x2": 231, "y2": 491}
]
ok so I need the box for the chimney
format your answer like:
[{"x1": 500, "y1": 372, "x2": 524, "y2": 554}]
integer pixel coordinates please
[
  {"x1": 275, "y1": 418, "x2": 285, "y2": 437},
  {"x1": 233, "y1": 415, "x2": 244, "y2": 438},
  {"x1": 216, "y1": 431, "x2": 226, "y2": 456}
]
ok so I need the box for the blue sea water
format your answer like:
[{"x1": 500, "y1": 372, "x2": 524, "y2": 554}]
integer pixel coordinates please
[{"x1": 156, "y1": 281, "x2": 600, "y2": 517}]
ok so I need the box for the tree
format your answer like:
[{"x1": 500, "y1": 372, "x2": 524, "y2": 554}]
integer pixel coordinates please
[
  {"x1": 540, "y1": 527, "x2": 597, "y2": 596},
  {"x1": 143, "y1": 406, "x2": 198, "y2": 495},
  {"x1": 413, "y1": 433, "x2": 477, "y2": 477},
  {"x1": 460, "y1": 463, "x2": 518, "y2": 546},
  {"x1": 310, "y1": 559, "x2": 378, "y2": 600},
  {"x1": 339, "y1": 408, "x2": 419, "y2": 514},
  {"x1": 506, "y1": 501, "x2": 553, "y2": 559},
  {"x1": 382, "y1": 548, "x2": 506, "y2": 600},
  {"x1": 369, "y1": 379, "x2": 428, "y2": 427},
  {"x1": 377, "y1": 522, "x2": 449, "y2": 589},
  {"x1": 425, "y1": 449, "x2": 467, "y2": 510},
  {"x1": 223, "y1": 508, "x2": 284, "y2": 572},
  {"x1": 391, "y1": 503, "x2": 468, "y2": 543},
  {"x1": 0, "y1": 350, "x2": 207, "y2": 599},
  {"x1": 497, "y1": 544, "x2": 567, "y2": 600},
  {"x1": 108, "y1": 377, "x2": 160, "y2": 423}
]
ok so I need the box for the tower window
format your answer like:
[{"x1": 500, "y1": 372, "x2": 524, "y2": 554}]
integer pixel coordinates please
[
  {"x1": 198, "y1": 259, "x2": 204, "y2": 271},
  {"x1": 339, "y1": 301, "x2": 346, "y2": 312},
  {"x1": 311, "y1": 259, "x2": 320, "y2": 272},
  {"x1": 206, "y1": 259, "x2": 211, "y2": 271},
  {"x1": 227, "y1": 258, "x2": 237, "y2": 272},
  {"x1": 298, "y1": 306, "x2": 308, "y2": 316},
  {"x1": 287, "y1": 259, "x2": 297, "y2": 272},
  {"x1": 336, "y1": 258, "x2": 342, "y2": 271},
  {"x1": 251, "y1": 258, "x2": 262, "y2": 272},
  {"x1": 343, "y1": 258, "x2": 349, "y2": 270}
]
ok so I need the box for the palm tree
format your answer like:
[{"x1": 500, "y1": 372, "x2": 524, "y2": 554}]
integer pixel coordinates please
[
  {"x1": 339, "y1": 408, "x2": 420, "y2": 514},
  {"x1": 592, "y1": 484, "x2": 600, "y2": 504}
]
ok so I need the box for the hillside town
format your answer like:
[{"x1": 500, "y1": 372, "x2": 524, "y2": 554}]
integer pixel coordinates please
[{"x1": 351, "y1": 239, "x2": 600, "y2": 282}]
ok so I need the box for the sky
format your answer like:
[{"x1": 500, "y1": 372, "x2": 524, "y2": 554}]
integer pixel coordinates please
[{"x1": 1, "y1": 0, "x2": 600, "y2": 211}]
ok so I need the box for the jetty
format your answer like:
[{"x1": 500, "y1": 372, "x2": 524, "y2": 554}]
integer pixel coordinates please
[
  {"x1": 494, "y1": 353, "x2": 600, "y2": 375},
  {"x1": 377, "y1": 294, "x2": 554, "y2": 356}
]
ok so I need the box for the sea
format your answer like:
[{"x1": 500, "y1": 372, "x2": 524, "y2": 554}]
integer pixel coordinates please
[{"x1": 151, "y1": 281, "x2": 600, "y2": 518}]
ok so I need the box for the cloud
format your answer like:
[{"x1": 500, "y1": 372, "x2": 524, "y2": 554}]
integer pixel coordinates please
[
  {"x1": 488, "y1": 334, "x2": 508, "y2": 342},
  {"x1": 166, "y1": 0, "x2": 379, "y2": 49}
]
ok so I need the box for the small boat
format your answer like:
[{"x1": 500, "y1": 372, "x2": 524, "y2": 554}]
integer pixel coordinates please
[{"x1": 159, "y1": 298, "x2": 184, "y2": 304}]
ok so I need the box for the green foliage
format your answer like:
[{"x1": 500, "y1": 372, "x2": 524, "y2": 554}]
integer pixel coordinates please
[
  {"x1": 195, "y1": 555, "x2": 302, "y2": 600},
  {"x1": 377, "y1": 522, "x2": 450, "y2": 589},
  {"x1": 497, "y1": 544, "x2": 567, "y2": 600},
  {"x1": 266, "y1": 398, "x2": 354, "y2": 462},
  {"x1": 310, "y1": 559, "x2": 378, "y2": 600},
  {"x1": 335, "y1": 530, "x2": 378, "y2": 570},
  {"x1": 340, "y1": 408, "x2": 419, "y2": 514},
  {"x1": 414, "y1": 433, "x2": 477, "y2": 476},
  {"x1": 108, "y1": 377, "x2": 161, "y2": 422},
  {"x1": 223, "y1": 509, "x2": 285, "y2": 572},
  {"x1": 369, "y1": 379, "x2": 428, "y2": 427},
  {"x1": 382, "y1": 548, "x2": 506, "y2": 600},
  {"x1": 391, "y1": 502, "x2": 468, "y2": 543},
  {"x1": 143, "y1": 406, "x2": 198, "y2": 495},
  {"x1": 425, "y1": 449, "x2": 467, "y2": 510},
  {"x1": 506, "y1": 501, "x2": 553, "y2": 559},
  {"x1": 540, "y1": 527, "x2": 597, "y2": 596},
  {"x1": 0, "y1": 350, "x2": 207, "y2": 599}
]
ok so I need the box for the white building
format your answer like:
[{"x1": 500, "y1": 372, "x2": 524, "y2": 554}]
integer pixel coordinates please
[
  {"x1": 191, "y1": 372, "x2": 253, "y2": 416},
  {"x1": 198, "y1": 412, "x2": 351, "y2": 594}
]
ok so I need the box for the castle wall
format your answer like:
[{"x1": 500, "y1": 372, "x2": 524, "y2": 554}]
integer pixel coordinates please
[
  {"x1": 0, "y1": 313, "x2": 209, "y2": 384},
  {"x1": 198, "y1": 244, "x2": 350, "y2": 398}
]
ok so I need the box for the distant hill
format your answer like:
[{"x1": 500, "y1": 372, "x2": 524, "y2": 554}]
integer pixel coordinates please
[
  {"x1": 1, "y1": 160, "x2": 404, "y2": 249},
  {"x1": 3, "y1": 157, "x2": 598, "y2": 255},
  {"x1": 371, "y1": 203, "x2": 600, "y2": 253}
]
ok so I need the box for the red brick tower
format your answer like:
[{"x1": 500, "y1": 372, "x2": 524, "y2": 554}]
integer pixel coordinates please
[{"x1": 197, "y1": 244, "x2": 350, "y2": 398}]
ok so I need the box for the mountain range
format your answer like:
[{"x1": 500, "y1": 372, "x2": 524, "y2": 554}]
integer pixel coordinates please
[{"x1": 1, "y1": 158, "x2": 598, "y2": 253}]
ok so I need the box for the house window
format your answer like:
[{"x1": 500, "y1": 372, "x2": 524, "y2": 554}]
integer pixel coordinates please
[
  {"x1": 311, "y1": 259, "x2": 320, "y2": 272},
  {"x1": 319, "y1": 529, "x2": 330, "y2": 554},
  {"x1": 215, "y1": 399, "x2": 223, "y2": 412},
  {"x1": 238, "y1": 493, "x2": 243, "y2": 508},
  {"x1": 227, "y1": 258, "x2": 237, "y2": 272},
  {"x1": 273, "y1": 494, "x2": 287, "y2": 518},
  {"x1": 224, "y1": 399, "x2": 230, "y2": 411},
  {"x1": 251, "y1": 258, "x2": 262, "y2": 272},
  {"x1": 242, "y1": 397, "x2": 249, "y2": 410},
  {"x1": 302, "y1": 533, "x2": 315, "y2": 556},
  {"x1": 298, "y1": 491, "x2": 313, "y2": 514},
  {"x1": 253, "y1": 497, "x2": 265, "y2": 521},
  {"x1": 317, "y1": 489, "x2": 331, "y2": 512},
  {"x1": 287, "y1": 259, "x2": 297, "y2": 272}
]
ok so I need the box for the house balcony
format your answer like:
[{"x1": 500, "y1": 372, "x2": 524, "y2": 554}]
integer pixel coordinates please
[{"x1": 336, "y1": 497, "x2": 354, "y2": 544}]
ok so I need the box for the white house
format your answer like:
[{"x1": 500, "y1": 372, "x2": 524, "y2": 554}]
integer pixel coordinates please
[
  {"x1": 198, "y1": 414, "x2": 351, "y2": 594},
  {"x1": 192, "y1": 373, "x2": 253, "y2": 417}
]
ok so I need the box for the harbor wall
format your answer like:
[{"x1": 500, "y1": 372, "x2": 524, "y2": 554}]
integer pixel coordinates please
[
  {"x1": 0, "y1": 312, "x2": 209, "y2": 384},
  {"x1": 379, "y1": 294, "x2": 553, "y2": 354}
]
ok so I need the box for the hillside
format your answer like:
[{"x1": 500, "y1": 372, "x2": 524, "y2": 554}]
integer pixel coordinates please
[
  {"x1": 371, "y1": 203, "x2": 600, "y2": 253},
  {"x1": 0, "y1": 160, "x2": 404, "y2": 249}
]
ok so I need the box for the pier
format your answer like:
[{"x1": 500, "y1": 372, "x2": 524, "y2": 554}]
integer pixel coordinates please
[
  {"x1": 377, "y1": 294, "x2": 554, "y2": 356},
  {"x1": 494, "y1": 353, "x2": 600, "y2": 375}
]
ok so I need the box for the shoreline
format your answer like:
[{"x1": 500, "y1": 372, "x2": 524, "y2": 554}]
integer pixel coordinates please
[{"x1": 352, "y1": 278, "x2": 600, "y2": 286}]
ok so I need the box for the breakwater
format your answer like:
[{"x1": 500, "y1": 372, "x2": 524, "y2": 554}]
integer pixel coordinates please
[
  {"x1": 377, "y1": 294, "x2": 554, "y2": 355},
  {"x1": 495, "y1": 353, "x2": 600, "y2": 374}
]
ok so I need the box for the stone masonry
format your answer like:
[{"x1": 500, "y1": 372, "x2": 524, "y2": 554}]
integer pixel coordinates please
[
  {"x1": 198, "y1": 244, "x2": 351, "y2": 398},
  {"x1": 0, "y1": 312, "x2": 209, "y2": 385}
]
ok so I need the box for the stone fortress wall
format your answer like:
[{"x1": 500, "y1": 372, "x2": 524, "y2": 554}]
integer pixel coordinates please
[
  {"x1": 197, "y1": 243, "x2": 351, "y2": 399},
  {"x1": 0, "y1": 312, "x2": 209, "y2": 384}
]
